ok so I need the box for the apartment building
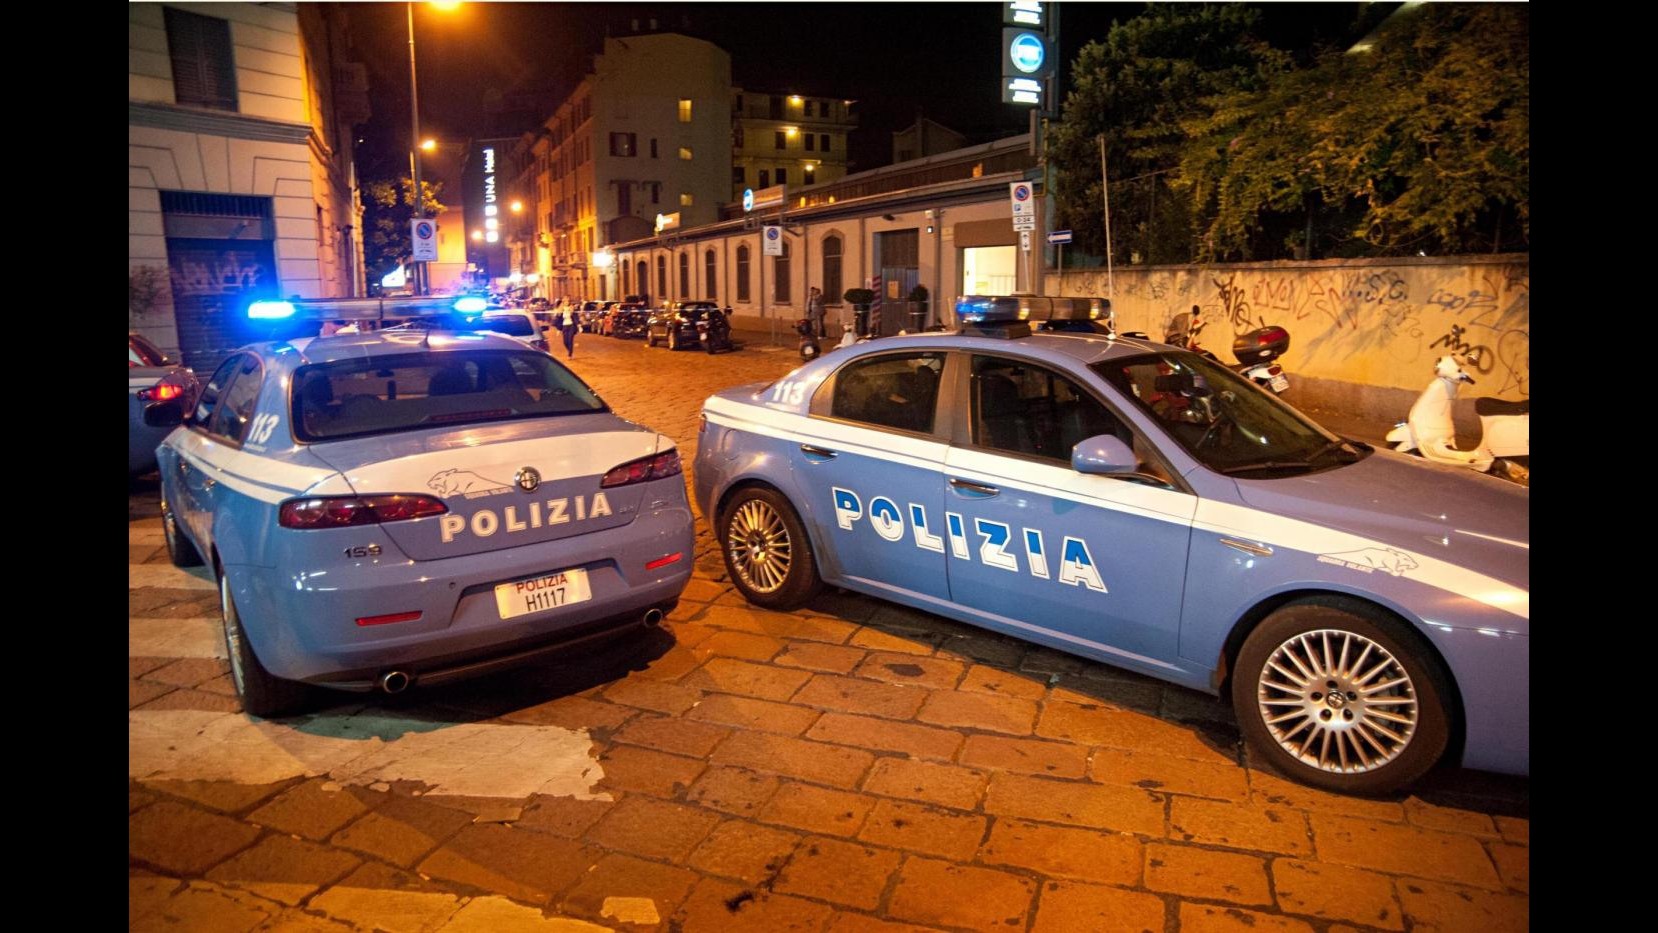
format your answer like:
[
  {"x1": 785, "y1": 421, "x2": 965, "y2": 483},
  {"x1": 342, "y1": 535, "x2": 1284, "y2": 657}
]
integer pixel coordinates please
[{"x1": 731, "y1": 90, "x2": 858, "y2": 201}]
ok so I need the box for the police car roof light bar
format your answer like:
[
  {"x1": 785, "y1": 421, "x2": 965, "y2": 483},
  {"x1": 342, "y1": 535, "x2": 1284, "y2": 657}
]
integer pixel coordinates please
[
  {"x1": 953, "y1": 296, "x2": 1033, "y2": 339},
  {"x1": 244, "y1": 295, "x2": 472, "y2": 322}
]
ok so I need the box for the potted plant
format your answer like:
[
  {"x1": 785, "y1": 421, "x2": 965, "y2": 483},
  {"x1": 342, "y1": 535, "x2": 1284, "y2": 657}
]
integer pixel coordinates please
[
  {"x1": 843, "y1": 287, "x2": 875, "y2": 336},
  {"x1": 907, "y1": 284, "x2": 929, "y2": 331}
]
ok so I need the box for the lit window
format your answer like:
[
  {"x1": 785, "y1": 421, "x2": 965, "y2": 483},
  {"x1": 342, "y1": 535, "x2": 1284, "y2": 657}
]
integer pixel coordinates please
[
  {"x1": 679, "y1": 147, "x2": 693, "y2": 161},
  {"x1": 680, "y1": 193, "x2": 694, "y2": 206},
  {"x1": 678, "y1": 99, "x2": 692, "y2": 122}
]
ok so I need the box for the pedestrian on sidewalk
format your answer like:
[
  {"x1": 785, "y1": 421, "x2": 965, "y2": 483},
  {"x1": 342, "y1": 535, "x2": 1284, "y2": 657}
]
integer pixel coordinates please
[
  {"x1": 806, "y1": 286, "x2": 826, "y2": 338},
  {"x1": 558, "y1": 304, "x2": 579, "y2": 358}
]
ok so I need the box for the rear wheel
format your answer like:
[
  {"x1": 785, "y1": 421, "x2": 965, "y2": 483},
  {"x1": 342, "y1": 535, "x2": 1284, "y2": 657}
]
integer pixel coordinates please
[
  {"x1": 220, "y1": 569, "x2": 311, "y2": 718},
  {"x1": 718, "y1": 486, "x2": 823, "y2": 610},
  {"x1": 1232, "y1": 598, "x2": 1451, "y2": 796},
  {"x1": 668, "y1": 328, "x2": 681, "y2": 351},
  {"x1": 647, "y1": 329, "x2": 659, "y2": 347},
  {"x1": 161, "y1": 497, "x2": 202, "y2": 568}
]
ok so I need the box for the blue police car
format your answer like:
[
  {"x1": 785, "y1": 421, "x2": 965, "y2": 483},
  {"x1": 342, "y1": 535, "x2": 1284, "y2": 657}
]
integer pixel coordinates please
[
  {"x1": 694, "y1": 296, "x2": 1527, "y2": 795},
  {"x1": 144, "y1": 298, "x2": 694, "y2": 717}
]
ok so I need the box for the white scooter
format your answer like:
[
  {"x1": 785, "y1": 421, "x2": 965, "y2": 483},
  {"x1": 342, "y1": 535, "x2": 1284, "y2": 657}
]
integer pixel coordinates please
[{"x1": 1385, "y1": 355, "x2": 1529, "y2": 477}]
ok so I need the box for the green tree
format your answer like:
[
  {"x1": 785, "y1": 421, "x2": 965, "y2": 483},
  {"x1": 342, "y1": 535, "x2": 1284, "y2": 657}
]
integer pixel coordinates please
[
  {"x1": 363, "y1": 177, "x2": 446, "y2": 282},
  {"x1": 1177, "y1": 4, "x2": 1528, "y2": 259},
  {"x1": 1048, "y1": 4, "x2": 1288, "y2": 264}
]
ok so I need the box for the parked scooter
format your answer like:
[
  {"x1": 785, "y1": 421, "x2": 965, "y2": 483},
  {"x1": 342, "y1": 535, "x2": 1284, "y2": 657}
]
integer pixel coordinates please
[
  {"x1": 1385, "y1": 355, "x2": 1529, "y2": 478},
  {"x1": 1166, "y1": 306, "x2": 1291, "y2": 394},
  {"x1": 699, "y1": 306, "x2": 734, "y2": 354},
  {"x1": 796, "y1": 317, "x2": 821, "y2": 361}
]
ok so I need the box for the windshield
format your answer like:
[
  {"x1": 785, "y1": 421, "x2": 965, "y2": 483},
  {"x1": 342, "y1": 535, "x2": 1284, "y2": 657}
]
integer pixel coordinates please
[
  {"x1": 1092, "y1": 352, "x2": 1364, "y2": 477},
  {"x1": 478, "y1": 314, "x2": 537, "y2": 337},
  {"x1": 292, "y1": 350, "x2": 605, "y2": 441}
]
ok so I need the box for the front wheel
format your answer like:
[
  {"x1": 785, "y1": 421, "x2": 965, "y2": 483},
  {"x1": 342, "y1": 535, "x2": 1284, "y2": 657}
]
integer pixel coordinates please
[
  {"x1": 1232, "y1": 598, "x2": 1451, "y2": 796},
  {"x1": 668, "y1": 329, "x2": 680, "y2": 351},
  {"x1": 647, "y1": 330, "x2": 659, "y2": 347},
  {"x1": 718, "y1": 486, "x2": 823, "y2": 610},
  {"x1": 220, "y1": 570, "x2": 311, "y2": 718}
]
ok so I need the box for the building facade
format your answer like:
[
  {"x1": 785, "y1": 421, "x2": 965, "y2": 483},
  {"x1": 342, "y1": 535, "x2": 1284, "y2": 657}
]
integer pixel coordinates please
[
  {"x1": 506, "y1": 33, "x2": 733, "y2": 302},
  {"x1": 609, "y1": 135, "x2": 1038, "y2": 335},
  {"x1": 129, "y1": 2, "x2": 368, "y2": 368},
  {"x1": 731, "y1": 90, "x2": 857, "y2": 201}
]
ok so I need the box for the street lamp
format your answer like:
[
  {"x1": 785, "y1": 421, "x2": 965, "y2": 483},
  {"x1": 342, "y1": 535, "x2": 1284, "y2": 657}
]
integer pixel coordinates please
[{"x1": 406, "y1": 3, "x2": 460, "y2": 295}]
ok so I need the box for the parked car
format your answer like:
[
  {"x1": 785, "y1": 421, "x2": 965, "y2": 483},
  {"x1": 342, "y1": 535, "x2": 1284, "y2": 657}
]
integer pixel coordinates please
[
  {"x1": 142, "y1": 326, "x2": 694, "y2": 716},
  {"x1": 581, "y1": 301, "x2": 610, "y2": 333},
  {"x1": 130, "y1": 333, "x2": 200, "y2": 476},
  {"x1": 477, "y1": 309, "x2": 552, "y2": 353},
  {"x1": 603, "y1": 301, "x2": 650, "y2": 338},
  {"x1": 692, "y1": 297, "x2": 1528, "y2": 795},
  {"x1": 646, "y1": 300, "x2": 724, "y2": 351}
]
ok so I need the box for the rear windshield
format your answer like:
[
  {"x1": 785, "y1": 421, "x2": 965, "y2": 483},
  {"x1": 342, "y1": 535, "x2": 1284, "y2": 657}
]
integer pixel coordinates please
[
  {"x1": 129, "y1": 335, "x2": 166, "y2": 367},
  {"x1": 291, "y1": 350, "x2": 605, "y2": 441},
  {"x1": 477, "y1": 315, "x2": 537, "y2": 337}
]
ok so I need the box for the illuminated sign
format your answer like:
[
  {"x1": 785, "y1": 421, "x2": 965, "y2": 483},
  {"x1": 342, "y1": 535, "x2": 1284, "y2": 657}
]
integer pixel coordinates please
[
  {"x1": 655, "y1": 212, "x2": 681, "y2": 234},
  {"x1": 1003, "y1": 1, "x2": 1043, "y2": 27},
  {"x1": 743, "y1": 188, "x2": 754, "y2": 212},
  {"x1": 1010, "y1": 33, "x2": 1044, "y2": 73}
]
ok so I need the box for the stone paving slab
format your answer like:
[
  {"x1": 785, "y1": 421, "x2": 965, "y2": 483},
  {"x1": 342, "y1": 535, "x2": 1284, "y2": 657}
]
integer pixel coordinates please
[{"x1": 129, "y1": 336, "x2": 1528, "y2": 932}]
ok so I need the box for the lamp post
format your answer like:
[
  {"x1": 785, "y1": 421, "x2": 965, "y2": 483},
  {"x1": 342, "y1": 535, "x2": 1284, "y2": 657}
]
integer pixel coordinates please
[{"x1": 406, "y1": 2, "x2": 426, "y2": 294}]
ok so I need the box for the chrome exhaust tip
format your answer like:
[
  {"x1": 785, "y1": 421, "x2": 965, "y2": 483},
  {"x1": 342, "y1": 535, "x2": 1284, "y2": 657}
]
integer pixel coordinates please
[
  {"x1": 379, "y1": 670, "x2": 411, "y2": 694},
  {"x1": 642, "y1": 608, "x2": 665, "y2": 627}
]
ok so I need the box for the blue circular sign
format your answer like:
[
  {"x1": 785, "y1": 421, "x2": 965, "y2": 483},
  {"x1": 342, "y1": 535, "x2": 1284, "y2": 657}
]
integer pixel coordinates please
[
  {"x1": 765, "y1": 226, "x2": 780, "y2": 240},
  {"x1": 1013, "y1": 184, "x2": 1031, "y2": 201},
  {"x1": 743, "y1": 188, "x2": 754, "y2": 212},
  {"x1": 1010, "y1": 32, "x2": 1045, "y2": 74},
  {"x1": 415, "y1": 221, "x2": 434, "y2": 238}
]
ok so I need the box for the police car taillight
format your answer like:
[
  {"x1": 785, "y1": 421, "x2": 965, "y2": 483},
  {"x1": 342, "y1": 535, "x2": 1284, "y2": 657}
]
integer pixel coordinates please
[
  {"x1": 279, "y1": 494, "x2": 448, "y2": 529},
  {"x1": 138, "y1": 383, "x2": 184, "y2": 402},
  {"x1": 600, "y1": 450, "x2": 682, "y2": 488}
]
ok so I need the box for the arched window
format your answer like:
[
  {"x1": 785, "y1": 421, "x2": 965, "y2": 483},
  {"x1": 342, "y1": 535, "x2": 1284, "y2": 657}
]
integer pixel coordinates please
[
  {"x1": 736, "y1": 244, "x2": 751, "y2": 302},
  {"x1": 636, "y1": 260, "x2": 648, "y2": 300},
  {"x1": 656, "y1": 255, "x2": 667, "y2": 298},
  {"x1": 705, "y1": 249, "x2": 717, "y2": 301},
  {"x1": 621, "y1": 258, "x2": 630, "y2": 295},
  {"x1": 678, "y1": 251, "x2": 690, "y2": 296},
  {"x1": 821, "y1": 234, "x2": 843, "y2": 303},
  {"x1": 774, "y1": 240, "x2": 791, "y2": 303}
]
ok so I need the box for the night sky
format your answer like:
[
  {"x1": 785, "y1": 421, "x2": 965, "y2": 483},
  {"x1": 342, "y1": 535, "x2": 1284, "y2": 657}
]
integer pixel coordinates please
[{"x1": 342, "y1": 2, "x2": 1375, "y2": 183}]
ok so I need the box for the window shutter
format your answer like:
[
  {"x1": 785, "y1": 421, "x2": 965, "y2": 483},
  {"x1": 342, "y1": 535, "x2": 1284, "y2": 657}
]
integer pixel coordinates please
[{"x1": 165, "y1": 8, "x2": 238, "y2": 111}]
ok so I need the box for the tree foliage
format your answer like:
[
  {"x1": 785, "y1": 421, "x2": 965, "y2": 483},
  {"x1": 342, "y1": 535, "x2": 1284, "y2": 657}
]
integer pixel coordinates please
[
  {"x1": 362, "y1": 178, "x2": 447, "y2": 281},
  {"x1": 1048, "y1": 4, "x2": 1288, "y2": 263},
  {"x1": 1050, "y1": 3, "x2": 1529, "y2": 263}
]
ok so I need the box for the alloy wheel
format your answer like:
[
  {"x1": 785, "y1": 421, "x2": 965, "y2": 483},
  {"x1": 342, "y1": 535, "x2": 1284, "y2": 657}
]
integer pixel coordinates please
[
  {"x1": 726, "y1": 499, "x2": 792, "y2": 593},
  {"x1": 1255, "y1": 628, "x2": 1419, "y2": 775}
]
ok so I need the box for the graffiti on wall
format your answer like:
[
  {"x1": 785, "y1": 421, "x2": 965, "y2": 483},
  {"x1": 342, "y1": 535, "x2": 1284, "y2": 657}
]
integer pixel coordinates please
[{"x1": 1053, "y1": 261, "x2": 1530, "y2": 397}]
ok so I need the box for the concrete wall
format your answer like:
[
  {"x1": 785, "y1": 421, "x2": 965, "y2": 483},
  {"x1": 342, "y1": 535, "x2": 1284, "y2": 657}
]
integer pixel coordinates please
[{"x1": 1045, "y1": 255, "x2": 1530, "y2": 421}]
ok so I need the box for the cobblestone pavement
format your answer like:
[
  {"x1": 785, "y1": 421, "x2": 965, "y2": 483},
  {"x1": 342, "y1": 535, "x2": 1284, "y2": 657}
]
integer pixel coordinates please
[{"x1": 129, "y1": 333, "x2": 1528, "y2": 932}]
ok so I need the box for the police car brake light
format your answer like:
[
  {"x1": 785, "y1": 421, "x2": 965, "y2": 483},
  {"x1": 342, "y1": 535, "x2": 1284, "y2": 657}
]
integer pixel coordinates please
[
  {"x1": 279, "y1": 494, "x2": 448, "y2": 529},
  {"x1": 249, "y1": 300, "x2": 297, "y2": 320},
  {"x1": 137, "y1": 383, "x2": 184, "y2": 402},
  {"x1": 601, "y1": 450, "x2": 682, "y2": 488}
]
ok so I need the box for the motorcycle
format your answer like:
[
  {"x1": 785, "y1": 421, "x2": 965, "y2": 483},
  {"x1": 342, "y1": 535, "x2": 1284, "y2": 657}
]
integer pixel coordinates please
[
  {"x1": 698, "y1": 306, "x2": 734, "y2": 354},
  {"x1": 1385, "y1": 355, "x2": 1529, "y2": 478},
  {"x1": 796, "y1": 317, "x2": 821, "y2": 361},
  {"x1": 1166, "y1": 306, "x2": 1292, "y2": 395}
]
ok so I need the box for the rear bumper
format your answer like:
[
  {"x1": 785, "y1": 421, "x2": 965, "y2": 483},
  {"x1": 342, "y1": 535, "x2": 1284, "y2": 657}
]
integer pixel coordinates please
[{"x1": 224, "y1": 503, "x2": 694, "y2": 684}]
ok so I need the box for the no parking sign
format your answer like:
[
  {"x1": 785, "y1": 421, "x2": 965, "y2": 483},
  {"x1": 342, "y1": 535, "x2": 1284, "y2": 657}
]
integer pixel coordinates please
[{"x1": 411, "y1": 219, "x2": 438, "y2": 261}]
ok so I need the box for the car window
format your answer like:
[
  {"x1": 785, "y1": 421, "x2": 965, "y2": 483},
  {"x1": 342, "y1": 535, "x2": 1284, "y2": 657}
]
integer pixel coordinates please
[
  {"x1": 970, "y1": 354, "x2": 1133, "y2": 462},
  {"x1": 478, "y1": 314, "x2": 537, "y2": 337},
  {"x1": 209, "y1": 355, "x2": 264, "y2": 443},
  {"x1": 193, "y1": 356, "x2": 244, "y2": 426},
  {"x1": 828, "y1": 352, "x2": 945, "y2": 434},
  {"x1": 291, "y1": 350, "x2": 606, "y2": 441},
  {"x1": 129, "y1": 335, "x2": 166, "y2": 367}
]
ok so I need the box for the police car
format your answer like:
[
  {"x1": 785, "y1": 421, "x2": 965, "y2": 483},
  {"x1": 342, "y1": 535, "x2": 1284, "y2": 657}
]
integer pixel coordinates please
[
  {"x1": 143, "y1": 296, "x2": 694, "y2": 716},
  {"x1": 694, "y1": 296, "x2": 1528, "y2": 795}
]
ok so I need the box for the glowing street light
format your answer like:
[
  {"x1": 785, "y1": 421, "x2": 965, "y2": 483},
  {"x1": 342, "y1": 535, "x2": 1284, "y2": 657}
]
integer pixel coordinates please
[{"x1": 407, "y1": 2, "x2": 461, "y2": 295}]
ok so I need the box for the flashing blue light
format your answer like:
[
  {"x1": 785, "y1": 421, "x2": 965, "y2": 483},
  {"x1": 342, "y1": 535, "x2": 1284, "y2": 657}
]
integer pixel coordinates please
[
  {"x1": 248, "y1": 300, "x2": 297, "y2": 320},
  {"x1": 954, "y1": 296, "x2": 1028, "y2": 324},
  {"x1": 453, "y1": 296, "x2": 489, "y2": 314}
]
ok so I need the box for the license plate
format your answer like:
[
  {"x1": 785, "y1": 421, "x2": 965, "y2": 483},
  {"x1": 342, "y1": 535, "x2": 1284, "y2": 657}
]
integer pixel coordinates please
[
  {"x1": 494, "y1": 569, "x2": 591, "y2": 619},
  {"x1": 1269, "y1": 374, "x2": 1290, "y2": 393}
]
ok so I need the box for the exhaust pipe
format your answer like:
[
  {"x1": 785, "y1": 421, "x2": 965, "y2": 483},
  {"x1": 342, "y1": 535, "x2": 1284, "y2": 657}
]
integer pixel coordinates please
[
  {"x1": 379, "y1": 670, "x2": 411, "y2": 694},
  {"x1": 642, "y1": 608, "x2": 664, "y2": 627}
]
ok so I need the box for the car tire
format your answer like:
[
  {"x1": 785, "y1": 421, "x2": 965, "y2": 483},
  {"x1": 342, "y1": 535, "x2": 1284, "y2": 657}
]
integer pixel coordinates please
[
  {"x1": 161, "y1": 498, "x2": 203, "y2": 568},
  {"x1": 220, "y1": 569, "x2": 311, "y2": 718},
  {"x1": 1231, "y1": 597, "x2": 1452, "y2": 796},
  {"x1": 647, "y1": 330, "x2": 658, "y2": 347},
  {"x1": 717, "y1": 486, "x2": 823, "y2": 610},
  {"x1": 668, "y1": 329, "x2": 680, "y2": 351}
]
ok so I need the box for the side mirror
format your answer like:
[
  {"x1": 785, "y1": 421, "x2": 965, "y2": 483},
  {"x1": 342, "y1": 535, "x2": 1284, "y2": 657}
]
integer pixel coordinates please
[
  {"x1": 1072, "y1": 434, "x2": 1137, "y2": 475},
  {"x1": 144, "y1": 400, "x2": 185, "y2": 428}
]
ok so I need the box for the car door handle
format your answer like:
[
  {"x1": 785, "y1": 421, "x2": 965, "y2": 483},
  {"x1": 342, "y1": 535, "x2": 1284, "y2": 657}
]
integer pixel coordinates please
[
  {"x1": 800, "y1": 444, "x2": 838, "y2": 461},
  {"x1": 948, "y1": 477, "x2": 1000, "y2": 497},
  {"x1": 203, "y1": 478, "x2": 216, "y2": 491}
]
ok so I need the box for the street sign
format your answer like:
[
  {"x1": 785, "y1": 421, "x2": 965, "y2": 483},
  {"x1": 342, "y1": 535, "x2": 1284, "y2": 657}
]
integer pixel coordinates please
[
  {"x1": 1003, "y1": 1, "x2": 1044, "y2": 27},
  {"x1": 410, "y1": 219, "x2": 437, "y2": 261},
  {"x1": 742, "y1": 188, "x2": 754, "y2": 212},
  {"x1": 1047, "y1": 230, "x2": 1073, "y2": 244},
  {"x1": 1010, "y1": 182, "x2": 1037, "y2": 231},
  {"x1": 1020, "y1": 230, "x2": 1031, "y2": 251},
  {"x1": 762, "y1": 225, "x2": 783, "y2": 256}
]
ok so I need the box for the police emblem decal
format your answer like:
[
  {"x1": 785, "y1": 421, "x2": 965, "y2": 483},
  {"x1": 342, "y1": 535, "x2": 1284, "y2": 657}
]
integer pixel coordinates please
[{"x1": 515, "y1": 467, "x2": 542, "y2": 493}]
